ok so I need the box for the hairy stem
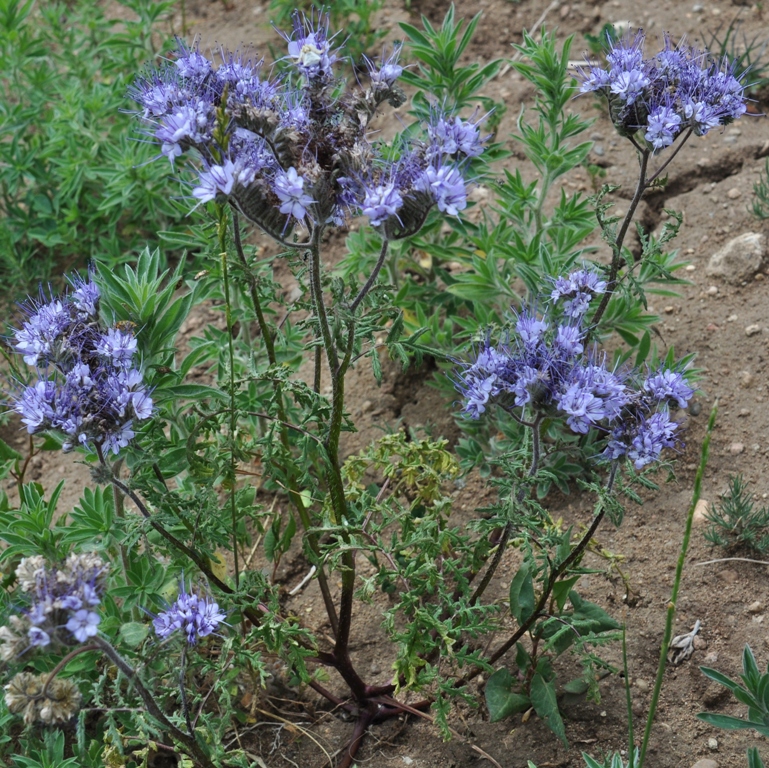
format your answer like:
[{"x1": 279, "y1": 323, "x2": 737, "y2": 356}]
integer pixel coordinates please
[
  {"x1": 94, "y1": 637, "x2": 215, "y2": 768},
  {"x1": 218, "y1": 208, "x2": 240, "y2": 590},
  {"x1": 349, "y1": 237, "x2": 389, "y2": 312},
  {"x1": 591, "y1": 149, "x2": 650, "y2": 328},
  {"x1": 638, "y1": 403, "x2": 717, "y2": 768},
  {"x1": 232, "y1": 211, "x2": 339, "y2": 634}
]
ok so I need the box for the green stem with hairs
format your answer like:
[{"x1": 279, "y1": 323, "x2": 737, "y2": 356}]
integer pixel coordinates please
[{"x1": 637, "y1": 401, "x2": 718, "y2": 768}]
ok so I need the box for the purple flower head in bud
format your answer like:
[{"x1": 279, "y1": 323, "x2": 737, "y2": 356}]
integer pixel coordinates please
[
  {"x1": 455, "y1": 340, "x2": 510, "y2": 419},
  {"x1": 362, "y1": 180, "x2": 403, "y2": 227},
  {"x1": 643, "y1": 368, "x2": 694, "y2": 409},
  {"x1": 365, "y1": 44, "x2": 404, "y2": 87},
  {"x1": 605, "y1": 30, "x2": 646, "y2": 73},
  {"x1": 129, "y1": 68, "x2": 184, "y2": 120},
  {"x1": 550, "y1": 268, "x2": 607, "y2": 318},
  {"x1": 95, "y1": 329, "x2": 138, "y2": 368},
  {"x1": 65, "y1": 609, "x2": 101, "y2": 643},
  {"x1": 282, "y1": 10, "x2": 338, "y2": 80},
  {"x1": 645, "y1": 103, "x2": 682, "y2": 150},
  {"x1": 627, "y1": 410, "x2": 679, "y2": 469},
  {"x1": 155, "y1": 100, "x2": 213, "y2": 164},
  {"x1": 416, "y1": 164, "x2": 467, "y2": 216},
  {"x1": 153, "y1": 580, "x2": 227, "y2": 645},
  {"x1": 273, "y1": 167, "x2": 314, "y2": 222}
]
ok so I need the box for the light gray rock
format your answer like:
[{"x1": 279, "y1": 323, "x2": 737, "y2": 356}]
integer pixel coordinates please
[
  {"x1": 706, "y1": 232, "x2": 766, "y2": 284},
  {"x1": 692, "y1": 760, "x2": 718, "y2": 768}
]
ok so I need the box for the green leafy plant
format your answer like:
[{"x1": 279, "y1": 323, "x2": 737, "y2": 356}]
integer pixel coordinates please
[
  {"x1": 0, "y1": 0, "x2": 203, "y2": 299},
  {"x1": 751, "y1": 159, "x2": 769, "y2": 219},
  {"x1": 704, "y1": 474, "x2": 769, "y2": 552},
  {"x1": 704, "y1": 14, "x2": 769, "y2": 96},
  {"x1": 698, "y1": 645, "x2": 769, "y2": 768}
]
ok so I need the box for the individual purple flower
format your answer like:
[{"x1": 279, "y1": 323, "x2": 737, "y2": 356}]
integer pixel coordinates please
[
  {"x1": 193, "y1": 160, "x2": 237, "y2": 203},
  {"x1": 273, "y1": 167, "x2": 314, "y2": 222},
  {"x1": 103, "y1": 422, "x2": 136, "y2": 456},
  {"x1": 515, "y1": 312, "x2": 548, "y2": 348},
  {"x1": 155, "y1": 101, "x2": 213, "y2": 164},
  {"x1": 65, "y1": 610, "x2": 101, "y2": 643},
  {"x1": 550, "y1": 269, "x2": 606, "y2": 319},
  {"x1": 579, "y1": 65, "x2": 611, "y2": 93},
  {"x1": 153, "y1": 582, "x2": 226, "y2": 645},
  {"x1": 69, "y1": 275, "x2": 100, "y2": 319},
  {"x1": 417, "y1": 164, "x2": 467, "y2": 216},
  {"x1": 645, "y1": 104, "x2": 682, "y2": 150},
  {"x1": 609, "y1": 68, "x2": 649, "y2": 106},
  {"x1": 95, "y1": 328, "x2": 138, "y2": 367},
  {"x1": 28, "y1": 627, "x2": 51, "y2": 648},
  {"x1": 557, "y1": 383, "x2": 607, "y2": 434},
  {"x1": 283, "y1": 10, "x2": 338, "y2": 80},
  {"x1": 362, "y1": 181, "x2": 403, "y2": 227},
  {"x1": 174, "y1": 40, "x2": 213, "y2": 83},
  {"x1": 14, "y1": 380, "x2": 57, "y2": 433},
  {"x1": 428, "y1": 115, "x2": 485, "y2": 159},
  {"x1": 12, "y1": 298, "x2": 71, "y2": 366},
  {"x1": 554, "y1": 324, "x2": 584, "y2": 357},
  {"x1": 643, "y1": 368, "x2": 694, "y2": 409},
  {"x1": 628, "y1": 410, "x2": 679, "y2": 468}
]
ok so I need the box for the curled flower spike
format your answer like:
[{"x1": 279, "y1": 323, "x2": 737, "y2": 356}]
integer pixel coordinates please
[
  {"x1": 9, "y1": 276, "x2": 153, "y2": 454},
  {"x1": 153, "y1": 580, "x2": 226, "y2": 645},
  {"x1": 0, "y1": 555, "x2": 107, "y2": 657},
  {"x1": 5, "y1": 673, "x2": 81, "y2": 725},
  {"x1": 578, "y1": 29, "x2": 748, "y2": 152},
  {"x1": 454, "y1": 268, "x2": 694, "y2": 471}
]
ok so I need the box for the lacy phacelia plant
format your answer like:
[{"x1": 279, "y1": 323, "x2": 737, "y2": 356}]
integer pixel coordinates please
[
  {"x1": 9, "y1": 277, "x2": 153, "y2": 455},
  {"x1": 0, "y1": 554, "x2": 106, "y2": 658},
  {"x1": 129, "y1": 12, "x2": 481, "y2": 240},
  {"x1": 580, "y1": 31, "x2": 747, "y2": 151},
  {"x1": 456, "y1": 268, "x2": 694, "y2": 470},
  {"x1": 153, "y1": 581, "x2": 227, "y2": 645}
]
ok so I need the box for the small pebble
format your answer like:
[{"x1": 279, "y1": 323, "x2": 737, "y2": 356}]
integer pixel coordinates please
[
  {"x1": 746, "y1": 324, "x2": 761, "y2": 336},
  {"x1": 686, "y1": 264, "x2": 696, "y2": 271},
  {"x1": 692, "y1": 3, "x2": 704, "y2": 10},
  {"x1": 749, "y1": 601, "x2": 762, "y2": 614},
  {"x1": 635, "y1": 679, "x2": 650, "y2": 692},
  {"x1": 708, "y1": 737, "x2": 719, "y2": 751},
  {"x1": 737, "y1": 408, "x2": 750, "y2": 417},
  {"x1": 692, "y1": 760, "x2": 718, "y2": 768},
  {"x1": 402, "y1": 758, "x2": 414, "y2": 766},
  {"x1": 727, "y1": 314, "x2": 738, "y2": 322},
  {"x1": 689, "y1": 401, "x2": 702, "y2": 416},
  {"x1": 693, "y1": 499, "x2": 710, "y2": 524},
  {"x1": 727, "y1": 188, "x2": 742, "y2": 200},
  {"x1": 664, "y1": 305, "x2": 674, "y2": 314},
  {"x1": 593, "y1": 144, "x2": 605, "y2": 156},
  {"x1": 706, "y1": 286, "x2": 718, "y2": 295},
  {"x1": 741, "y1": 371, "x2": 754, "y2": 388},
  {"x1": 730, "y1": 442, "x2": 745, "y2": 455}
]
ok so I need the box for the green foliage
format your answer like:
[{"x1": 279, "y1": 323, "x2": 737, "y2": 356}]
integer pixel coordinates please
[
  {"x1": 0, "y1": 0, "x2": 203, "y2": 299},
  {"x1": 699, "y1": 645, "x2": 769, "y2": 739},
  {"x1": 704, "y1": 474, "x2": 769, "y2": 553},
  {"x1": 751, "y1": 159, "x2": 769, "y2": 220},
  {"x1": 704, "y1": 15, "x2": 769, "y2": 95}
]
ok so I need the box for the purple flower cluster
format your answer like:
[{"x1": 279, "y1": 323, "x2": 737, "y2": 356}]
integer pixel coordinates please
[
  {"x1": 579, "y1": 31, "x2": 748, "y2": 151},
  {"x1": 9, "y1": 277, "x2": 153, "y2": 455},
  {"x1": 130, "y1": 14, "x2": 483, "y2": 240},
  {"x1": 0, "y1": 555, "x2": 107, "y2": 657},
  {"x1": 455, "y1": 268, "x2": 694, "y2": 469},
  {"x1": 153, "y1": 580, "x2": 226, "y2": 645}
]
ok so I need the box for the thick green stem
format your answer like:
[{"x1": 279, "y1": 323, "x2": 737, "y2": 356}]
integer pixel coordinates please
[
  {"x1": 218, "y1": 208, "x2": 240, "y2": 590},
  {"x1": 637, "y1": 403, "x2": 718, "y2": 768}
]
